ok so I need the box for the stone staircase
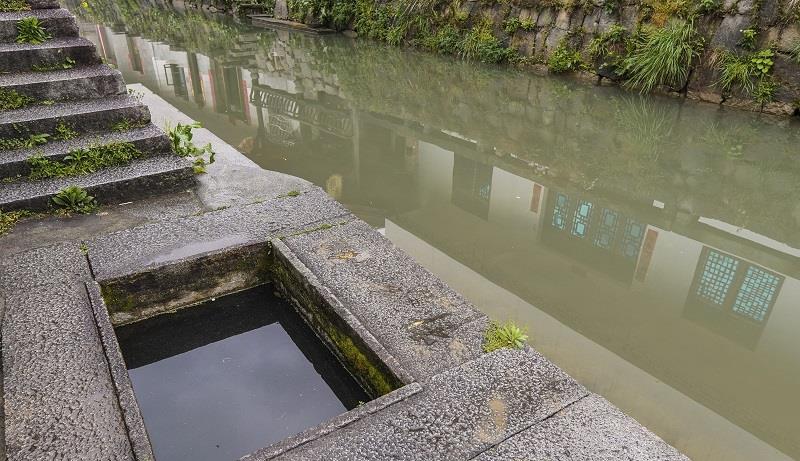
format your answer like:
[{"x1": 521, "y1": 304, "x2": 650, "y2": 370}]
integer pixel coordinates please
[{"x1": 0, "y1": 1, "x2": 194, "y2": 213}]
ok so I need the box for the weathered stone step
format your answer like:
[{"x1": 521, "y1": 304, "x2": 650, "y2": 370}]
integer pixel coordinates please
[
  {"x1": 0, "y1": 154, "x2": 195, "y2": 212},
  {"x1": 0, "y1": 37, "x2": 100, "y2": 73},
  {"x1": 0, "y1": 95, "x2": 149, "y2": 140},
  {"x1": 0, "y1": 64, "x2": 124, "y2": 102},
  {"x1": 0, "y1": 9, "x2": 78, "y2": 44},
  {"x1": 0, "y1": 124, "x2": 171, "y2": 179},
  {"x1": 27, "y1": 0, "x2": 60, "y2": 9}
]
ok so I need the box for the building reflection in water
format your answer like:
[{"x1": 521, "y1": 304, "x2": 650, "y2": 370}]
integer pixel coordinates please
[{"x1": 72, "y1": 6, "x2": 800, "y2": 460}]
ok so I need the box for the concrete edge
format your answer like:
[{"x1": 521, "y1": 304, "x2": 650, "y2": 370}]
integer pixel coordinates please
[
  {"x1": 269, "y1": 237, "x2": 417, "y2": 394},
  {"x1": 95, "y1": 240, "x2": 270, "y2": 325},
  {"x1": 240, "y1": 382, "x2": 423, "y2": 461},
  {"x1": 85, "y1": 281, "x2": 155, "y2": 461}
]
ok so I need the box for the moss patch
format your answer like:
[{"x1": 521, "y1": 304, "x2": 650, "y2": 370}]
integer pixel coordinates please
[{"x1": 0, "y1": 88, "x2": 35, "y2": 111}]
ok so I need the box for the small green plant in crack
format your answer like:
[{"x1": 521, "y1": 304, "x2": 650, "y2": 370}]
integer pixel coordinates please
[
  {"x1": 52, "y1": 186, "x2": 97, "y2": 214},
  {"x1": 16, "y1": 17, "x2": 52, "y2": 45},
  {"x1": 0, "y1": 131, "x2": 49, "y2": 151},
  {"x1": 166, "y1": 122, "x2": 215, "y2": 174},
  {"x1": 753, "y1": 77, "x2": 777, "y2": 106},
  {"x1": 548, "y1": 39, "x2": 585, "y2": 73},
  {"x1": 0, "y1": 0, "x2": 31, "y2": 12},
  {"x1": 28, "y1": 142, "x2": 143, "y2": 180},
  {"x1": 32, "y1": 57, "x2": 76, "y2": 72},
  {"x1": 738, "y1": 28, "x2": 757, "y2": 50},
  {"x1": 483, "y1": 321, "x2": 528, "y2": 353},
  {"x1": 0, "y1": 88, "x2": 35, "y2": 111},
  {"x1": 0, "y1": 209, "x2": 33, "y2": 236},
  {"x1": 110, "y1": 118, "x2": 148, "y2": 132},
  {"x1": 54, "y1": 120, "x2": 78, "y2": 141}
]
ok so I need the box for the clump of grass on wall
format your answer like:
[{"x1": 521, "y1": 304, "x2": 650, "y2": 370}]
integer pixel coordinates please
[
  {"x1": 458, "y1": 19, "x2": 514, "y2": 64},
  {"x1": 548, "y1": 39, "x2": 585, "y2": 73},
  {"x1": 622, "y1": 18, "x2": 703, "y2": 93}
]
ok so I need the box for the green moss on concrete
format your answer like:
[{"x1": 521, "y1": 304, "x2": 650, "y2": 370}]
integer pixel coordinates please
[
  {"x1": 266, "y1": 249, "x2": 401, "y2": 397},
  {"x1": 100, "y1": 283, "x2": 137, "y2": 313}
]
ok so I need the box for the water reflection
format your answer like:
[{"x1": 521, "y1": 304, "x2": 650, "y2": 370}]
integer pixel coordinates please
[{"x1": 71, "y1": 2, "x2": 800, "y2": 459}]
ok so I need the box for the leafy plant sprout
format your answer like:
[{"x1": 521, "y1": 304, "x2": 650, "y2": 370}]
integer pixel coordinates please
[
  {"x1": 166, "y1": 122, "x2": 216, "y2": 173},
  {"x1": 483, "y1": 321, "x2": 529, "y2": 353},
  {"x1": 52, "y1": 185, "x2": 98, "y2": 214},
  {"x1": 16, "y1": 17, "x2": 52, "y2": 44}
]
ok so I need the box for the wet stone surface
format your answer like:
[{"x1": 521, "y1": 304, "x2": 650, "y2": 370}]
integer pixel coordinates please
[
  {"x1": 281, "y1": 219, "x2": 489, "y2": 382},
  {"x1": 258, "y1": 349, "x2": 588, "y2": 461}
]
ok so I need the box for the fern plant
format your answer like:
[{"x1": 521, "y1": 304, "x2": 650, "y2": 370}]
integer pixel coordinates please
[
  {"x1": 16, "y1": 17, "x2": 52, "y2": 44},
  {"x1": 483, "y1": 321, "x2": 529, "y2": 353},
  {"x1": 52, "y1": 186, "x2": 97, "y2": 214}
]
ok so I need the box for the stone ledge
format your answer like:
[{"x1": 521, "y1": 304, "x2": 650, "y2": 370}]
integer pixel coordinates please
[
  {"x1": 259, "y1": 349, "x2": 589, "y2": 461},
  {"x1": 280, "y1": 219, "x2": 489, "y2": 382},
  {"x1": 474, "y1": 393, "x2": 690, "y2": 461}
]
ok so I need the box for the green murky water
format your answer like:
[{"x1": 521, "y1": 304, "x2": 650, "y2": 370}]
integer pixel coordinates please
[{"x1": 71, "y1": 2, "x2": 800, "y2": 459}]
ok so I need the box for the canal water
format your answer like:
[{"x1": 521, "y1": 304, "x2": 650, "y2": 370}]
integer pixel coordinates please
[
  {"x1": 116, "y1": 286, "x2": 369, "y2": 461},
  {"x1": 71, "y1": 1, "x2": 800, "y2": 459}
]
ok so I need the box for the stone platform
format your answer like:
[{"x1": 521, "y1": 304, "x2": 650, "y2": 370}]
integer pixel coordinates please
[{"x1": 0, "y1": 89, "x2": 690, "y2": 460}]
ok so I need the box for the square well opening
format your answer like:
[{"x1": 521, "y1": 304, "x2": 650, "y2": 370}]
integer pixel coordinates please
[{"x1": 114, "y1": 285, "x2": 370, "y2": 461}]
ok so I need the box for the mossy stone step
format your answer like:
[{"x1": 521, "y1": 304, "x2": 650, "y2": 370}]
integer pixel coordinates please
[
  {"x1": 0, "y1": 64, "x2": 125, "y2": 102},
  {"x1": 0, "y1": 36, "x2": 100, "y2": 73},
  {"x1": 27, "y1": 0, "x2": 60, "y2": 9},
  {"x1": 0, "y1": 124, "x2": 171, "y2": 179},
  {"x1": 0, "y1": 154, "x2": 195, "y2": 212},
  {"x1": 0, "y1": 9, "x2": 78, "y2": 44},
  {"x1": 0, "y1": 95, "x2": 150, "y2": 140}
]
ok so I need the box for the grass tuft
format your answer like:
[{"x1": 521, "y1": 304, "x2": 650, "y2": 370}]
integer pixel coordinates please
[
  {"x1": 16, "y1": 17, "x2": 52, "y2": 45},
  {"x1": 622, "y1": 18, "x2": 703, "y2": 93}
]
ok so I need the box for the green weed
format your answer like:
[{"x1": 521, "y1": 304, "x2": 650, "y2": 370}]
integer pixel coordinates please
[
  {"x1": 483, "y1": 321, "x2": 528, "y2": 353},
  {"x1": 0, "y1": 0, "x2": 30, "y2": 12},
  {"x1": 54, "y1": 120, "x2": 78, "y2": 141},
  {"x1": 32, "y1": 57, "x2": 76, "y2": 72},
  {"x1": 623, "y1": 18, "x2": 703, "y2": 93},
  {"x1": 0, "y1": 88, "x2": 35, "y2": 111},
  {"x1": 16, "y1": 17, "x2": 52, "y2": 44},
  {"x1": 166, "y1": 122, "x2": 215, "y2": 173},
  {"x1": 52, "y1": 186, "x2": 97, "y2": 214},
  {"x1": 0, "y1": 209, "x2": 33, "y2": 236},
  {"x1": 28, "y1": 142, "x2": 143, "y2": 180},
  {"x1": 548, "y1": 39, "x2": 585, "y2": 73}
]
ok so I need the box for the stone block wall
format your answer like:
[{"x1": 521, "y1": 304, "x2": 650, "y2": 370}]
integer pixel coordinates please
[{"x1": 450, "y1": 0, "x2": 800, "y2": 115}]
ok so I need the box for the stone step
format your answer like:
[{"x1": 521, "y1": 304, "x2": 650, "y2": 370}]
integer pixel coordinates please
[
  {"x1": 0, "y1": 154, "x2": 195, "y2": 212},
  {"x1": 0, "y1": 9, "x2": 78, "y2": 44},
  {"x1": 0, "y1": 37, "x2": 100, "y2": 73},
  {"x1": 0, "y1": 64, "x2": 125, "y2": 102},
  {"x1": 28, "y1": 0, "x2": 60, "y2": 9},
  {"x1": 0, "y1": 95, "x2": 150, "y2": 140},
  {"x1": 0, "y1": 124, "x2": 171, "y2": 179}
]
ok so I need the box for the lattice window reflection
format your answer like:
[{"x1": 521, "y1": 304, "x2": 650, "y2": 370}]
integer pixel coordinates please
[
  {"x1": 593, "y1": 209, "x2": 619, "y2": 249},
  {"x1": 570, "y1": 200, "x2": 593, "y2": 238},
  {"x1": 733, "y1": 266, "x2": 780, "y2": 322},
  {"x1": 552, "y1": 193, "x2": 569, "y2": 230},
  {"x1": 696, "y1": 250, "x2": 739, "y2": 306},
  {"x1": 621, "y1": 220, "x2": 645, "y2": 259}
]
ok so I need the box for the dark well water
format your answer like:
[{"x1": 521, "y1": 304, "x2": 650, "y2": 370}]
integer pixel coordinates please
[
  {"x1": 72, "y1": 2, "x2": 800, "y2": 459},
  {"x1": 116, "y1": 286, "x2": 368, "y2": 461}
]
